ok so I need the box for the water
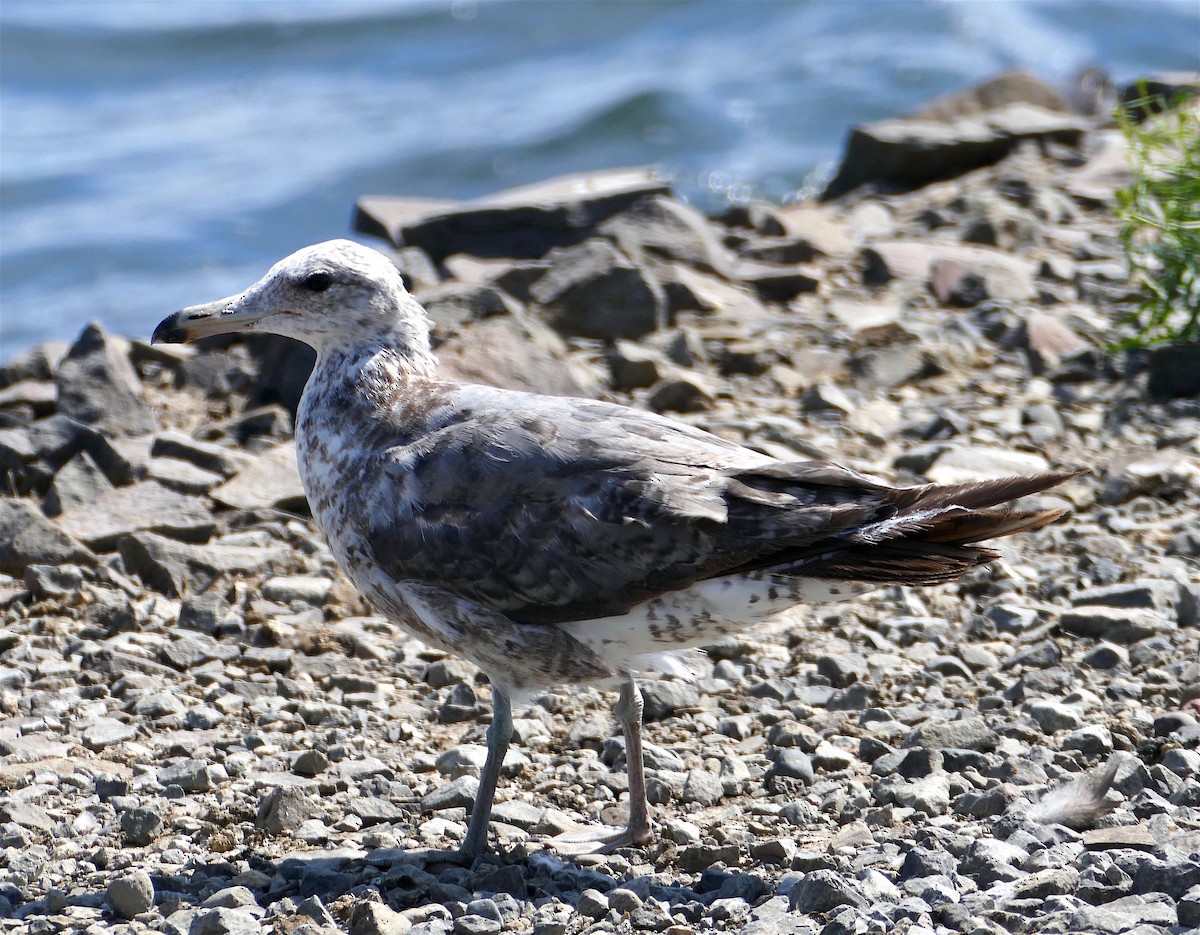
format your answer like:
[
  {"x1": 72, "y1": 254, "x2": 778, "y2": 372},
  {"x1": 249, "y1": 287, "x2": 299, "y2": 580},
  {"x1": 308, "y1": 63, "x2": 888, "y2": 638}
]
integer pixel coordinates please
[{"x1": 2, "y1": 0, "x2": 1197, "y2": 356}]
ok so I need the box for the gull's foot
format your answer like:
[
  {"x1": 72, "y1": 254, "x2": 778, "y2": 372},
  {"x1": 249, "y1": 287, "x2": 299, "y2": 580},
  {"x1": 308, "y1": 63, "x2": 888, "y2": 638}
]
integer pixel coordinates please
[
  {"x1": 544, "y1": 822, "x2": 654, "y2": 856},
  {"x1": 403, "y1": 846, "x2": 475, "y2": 866}
]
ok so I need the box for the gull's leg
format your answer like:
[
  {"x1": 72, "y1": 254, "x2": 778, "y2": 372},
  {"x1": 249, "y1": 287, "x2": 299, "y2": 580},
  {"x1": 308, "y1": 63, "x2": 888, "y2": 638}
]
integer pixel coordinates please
[
  {"x1": 460, "y1": 685, "x2": 513, "y2": 860},
  {"x1": 615, "y1": 676, "x2": 653, "y2": 846},
  {"x1": 548, "y1": 675, "x2": 654, "y2": 854}
]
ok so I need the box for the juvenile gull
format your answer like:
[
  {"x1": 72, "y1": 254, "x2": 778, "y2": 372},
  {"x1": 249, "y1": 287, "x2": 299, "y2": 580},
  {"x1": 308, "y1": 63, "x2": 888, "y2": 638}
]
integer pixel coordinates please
[{"x1": 154, "y1": 240, "x2": 1081, "y2": 859}]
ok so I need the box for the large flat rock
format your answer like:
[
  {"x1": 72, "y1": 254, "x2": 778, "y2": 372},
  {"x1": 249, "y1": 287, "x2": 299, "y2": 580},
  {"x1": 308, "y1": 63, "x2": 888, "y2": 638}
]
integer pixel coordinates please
[
  {"x1": 211, "y1": 441, "x2": 307, "y2": 513},
  {"x1": 824, "y1": 71, "x2": 1090, "y2": 199},
  {"x1": 356, "y1": 168, "x2": 670, "y2": 261},
  {"x1": 56, "y1": 481, "x2": 215, "y2": 551}
]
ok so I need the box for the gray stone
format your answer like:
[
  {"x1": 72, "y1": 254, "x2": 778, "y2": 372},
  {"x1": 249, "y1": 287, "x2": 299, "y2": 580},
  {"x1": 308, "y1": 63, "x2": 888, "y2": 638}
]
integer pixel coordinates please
[
  {"x1": 294, "y1": 749, "x2": 330, "y2": 776},
  {"x1": 151, "y1": 430, "x2": 254, "y2": 479},
  {"x1": 159, "y1": 759, "x2": 221, "y2": 792},
  {"x1": 437, "y1": 312, "x2": 602, "y2": 399},
  {"x1": 889, "y1": 774, "x2": 952, "y2": 815},
  {"x1": 678, "y1": 843, "x2": 740, "y2": 872},
  {"x1": 767, "y1": 749, "x2": 815, "y2": 793},
  {"x1": 961, "y1": 837, "x2": 1027, "y2": 884},
  {"x1": 0, "y1": 339, "x2": 68, "y2": 386},
  {"x1": 0, "y1": 800, "x2": 52, "y2": 830},
  {"x1": 531, "y1": 239, "x2": 666, "y2": 340},
  {"x1": 178, "y1": 589, "x2": 232, "y2": 634},
  {"x1": 1062, "y1": 724, "x2": 1114, "y2": 756},
  {"x1": 347, "y1": 797, "x2": 406, "y2": 825},
  {"x1": 25, "y1": 414, "x2": 140, "y2": 485},
  {"x1": 437, "y1": 744, "x2": 489, "y2": 779},
  {"x1": 118, "y1": 531, "x2": 220, "y2": 597},
  {"x1": 827, "y1": 299, "x2": 901, "y2": 332},
  {"x1": 108, "y1": 870, "x2": 155, "y2": 918},
  {"x1": 120, "y1": 807, "x2": 164, "y2": 845},
  {"x1": 598, "y1": 194, "x2": 734, "y2": 274},
  {"x1": 160, "y1": 631, "x2": 240, "y2": 670},
  {"x1": 420, "y1": 775, "x2": 479, "y2": 812},
  {"x1": 132, "y1": 691, "x2": 187, "y2": 718},
  {"x1": 908, "y1": 716, "x2": 998, "y2": 752},
  {"x1": 645, "y1": 373, "x2": 715, "y2": 413},
  {"x1": 736, "y1": 261, "x2": 820, "y2": 303},
  {"x1": 817, "y1": 653, "x2": 868, "y2": 688},
  {"x1": 1073, "y1": 579, "x2": 1196, "y2": 628},
  {"x1": 576, "y1": 889, "x2": 609, "y2": 919},
  {"x1": 256, "y1": 787, "x2": 318, "y2": 834},
  {"x1": 825, "y1": 83, "x2": 1086, "y2": 199},
  {"x1": 55, "y1": 321, "x2": 157, "y2": 437},
  {"x1": 57, "y1": 481, "x2": 215, "y2": 551},
  {"x1": 189, "y1": 907, "x2": 263, "y2": 935},
  {"x1": 350, "y1": 901, "x2": 413, "y2": 935},
  {"x1": 83, "y1": 717, "x2": 138, "y2": 750},
  {"x1": 607, "y1": 341, "x2": 667, "y2": 391},
  {"x1": 148, "y1": 456, "x2": 227, "y2": 494},
  {"x1": 420, "y1": 281, "x2": 521, "y2": 334},
  {"x1": 788, "y1": 869, "x2": 866, "y2": 913},
  {"x1": 1082, "y1": 825, "x2": 1158, "y2": 851},
  {"x1": 42, "y1": 450, "x2": 114, "y2": 516},
  {"x1": 1026, "y1": 700, "x2": 1085, "y2": 733},
  {"x1": 23, "y1": 562, "x2": 84, "y2": 599},
  {"x1": 852, "y1": 342, "x2": 948, "y2": 389},
  {"x1": 261, "y1": 575, "x2": 333, "y2": 605},
  {"x1": 1179, "y1": 883, "x2": 1200, "y2": 928},
  {"x1": 1080, "y1": 642, "x2": 1127, "y2": 671},
  {"x1": 1059, "y1": 606, "x2": 1169, "y2": 644},
  {"x1": 680, "y1": 769, "x2": 724, "y2": 806},
  {"x1": 663, "y1": 265, "x2": 769, "y2": 321},
  {"x1": 201, "y1": 887, "x2": 262, "y2": 912},
  {"x1": 0, "y1": 497, "x2": 95, "y2": 574},
  {"x1": 453, "y1": 915, "x2": 500, "y2": 935},
  {"x1": 640, "y1": 678, "x2": 700, "y2": 721},
  {"x1": 986, "y1": 604, "x2": 1040, "y2": 634},
  {"x1": 607, "y1": 887, "x2": 643, "y2": 914},
  {"x1": 211, "y1": 442, "x2": 306, "y2": 512},
  {"x1": 358, "y1": 168, "x2": 669, "y2": 261},
  {"x1": 799, "y1": 382, "x2": 854, "y2": 415},
  {"x1": 926, "y1": 445, "x2": 1049, "y2": 484}
]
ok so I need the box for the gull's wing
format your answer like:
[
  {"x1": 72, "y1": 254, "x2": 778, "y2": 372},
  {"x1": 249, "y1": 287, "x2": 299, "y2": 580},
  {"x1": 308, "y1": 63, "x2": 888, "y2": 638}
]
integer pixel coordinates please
[{"x1": 361, "y1": 388, "x2": 914, "y2": 625}]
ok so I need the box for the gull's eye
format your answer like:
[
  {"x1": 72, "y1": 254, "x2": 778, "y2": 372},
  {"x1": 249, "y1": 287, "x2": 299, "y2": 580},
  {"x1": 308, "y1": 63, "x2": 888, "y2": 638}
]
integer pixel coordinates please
[{"x1": 298, "y1": 271, "x2": 333, "y2": 293}]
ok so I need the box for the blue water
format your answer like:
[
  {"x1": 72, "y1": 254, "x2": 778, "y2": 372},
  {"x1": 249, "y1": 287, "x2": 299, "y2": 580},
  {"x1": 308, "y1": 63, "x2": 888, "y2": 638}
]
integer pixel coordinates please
[{"x1": 2, "y1": 0, "x2": 1197, "y2": 356}]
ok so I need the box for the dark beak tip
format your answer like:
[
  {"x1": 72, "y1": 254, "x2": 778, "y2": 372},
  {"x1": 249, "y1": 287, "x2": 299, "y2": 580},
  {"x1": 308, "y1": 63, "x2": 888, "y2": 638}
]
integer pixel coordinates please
[{"x1": 152, "y1": 313, "x2": 188, "y2": 345}]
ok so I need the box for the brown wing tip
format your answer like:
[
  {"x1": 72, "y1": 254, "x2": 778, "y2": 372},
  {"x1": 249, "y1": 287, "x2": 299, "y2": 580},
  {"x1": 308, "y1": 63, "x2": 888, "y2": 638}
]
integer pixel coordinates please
[{"x1": 1023, "y1": 506, "x2": 1070, "y2": 531}]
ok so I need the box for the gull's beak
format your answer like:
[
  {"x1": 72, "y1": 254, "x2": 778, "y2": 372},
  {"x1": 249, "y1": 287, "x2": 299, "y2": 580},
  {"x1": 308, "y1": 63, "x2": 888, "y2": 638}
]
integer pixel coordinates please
[{"x1": 152, "y1": 295, "x2": 263, "y2": 344}]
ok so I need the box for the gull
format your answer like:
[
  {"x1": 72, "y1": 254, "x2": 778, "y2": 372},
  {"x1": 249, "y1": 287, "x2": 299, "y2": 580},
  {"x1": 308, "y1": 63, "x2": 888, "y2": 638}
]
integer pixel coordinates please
[{"x1": 154, "y1": 239, "x2": 1080, "y2": 859}]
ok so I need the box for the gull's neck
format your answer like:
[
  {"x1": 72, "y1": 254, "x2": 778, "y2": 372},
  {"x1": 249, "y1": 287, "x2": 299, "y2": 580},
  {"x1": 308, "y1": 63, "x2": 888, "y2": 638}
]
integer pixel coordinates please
[{"x1": 300, "y1": 337, "x2": 438, "y2": 435}]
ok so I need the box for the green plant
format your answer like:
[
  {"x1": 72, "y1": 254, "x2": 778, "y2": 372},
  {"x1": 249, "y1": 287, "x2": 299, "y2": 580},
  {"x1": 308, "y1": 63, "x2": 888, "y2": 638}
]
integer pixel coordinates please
[{"x1": 1111, "y1": 87, "x2": 1200, "y2": 350}]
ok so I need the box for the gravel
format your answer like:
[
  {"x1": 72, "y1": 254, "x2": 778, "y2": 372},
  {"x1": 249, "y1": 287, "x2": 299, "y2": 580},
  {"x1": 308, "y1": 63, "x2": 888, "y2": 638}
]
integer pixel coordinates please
[{"x1": 2, "y1": 68, "x2": 1199, "y2": 935}]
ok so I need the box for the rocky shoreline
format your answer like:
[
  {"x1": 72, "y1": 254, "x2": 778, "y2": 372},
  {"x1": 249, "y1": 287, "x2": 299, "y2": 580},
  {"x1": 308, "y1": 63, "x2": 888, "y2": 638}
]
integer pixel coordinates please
[{"x1": 2, "y1": 70, "x2": 1199, "y2": 935}]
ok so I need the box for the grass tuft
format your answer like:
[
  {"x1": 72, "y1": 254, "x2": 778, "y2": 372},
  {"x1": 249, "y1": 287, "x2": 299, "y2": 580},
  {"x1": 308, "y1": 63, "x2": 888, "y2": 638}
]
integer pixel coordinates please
[{"x1": 1110, "y1": 85, "x2": 1200, "y2": 350}]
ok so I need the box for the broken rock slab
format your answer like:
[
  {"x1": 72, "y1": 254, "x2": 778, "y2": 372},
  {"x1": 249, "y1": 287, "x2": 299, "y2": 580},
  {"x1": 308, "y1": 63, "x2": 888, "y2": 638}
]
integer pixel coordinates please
[
  {"x1": 925, "y1": 445, "x2": 1052, "y2": 485},
  {"x1": 55, "y1": 322, "x2": 157, "y2": 438},
  {"x1": 825, "y1": 70, "x2": 1089, "y2": 200},
  {"x1": 56, "y1": 481, "x2": 215, "y2": 551},
  {"x1": 597, "y1": 194, "x2": 736, "y2": 275},
  {"x1": 862, "y1": 241, "x2": 1036, "y2": 304},
  {"x1": 357, "y1": 167, "x2": 670, "y2": 261},
  {"x1": 211, "y1": 441, "x2": 307, "y2": 513},
  {"x1": 530, "y1": 238, "x2": 667, "y2": 340},
  {"x1": 437, "y1": 313, "x2": 602, "y2": 399},
  {"x1": 0, "y1": 497, "x2": 96, "y2": 574}
]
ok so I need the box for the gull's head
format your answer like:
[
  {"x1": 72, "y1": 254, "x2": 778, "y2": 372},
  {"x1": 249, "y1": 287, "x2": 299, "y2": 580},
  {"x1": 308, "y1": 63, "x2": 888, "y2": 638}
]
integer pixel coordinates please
[{"x1": 153, "y1": 240, "x2": 431, "y2": 356}]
